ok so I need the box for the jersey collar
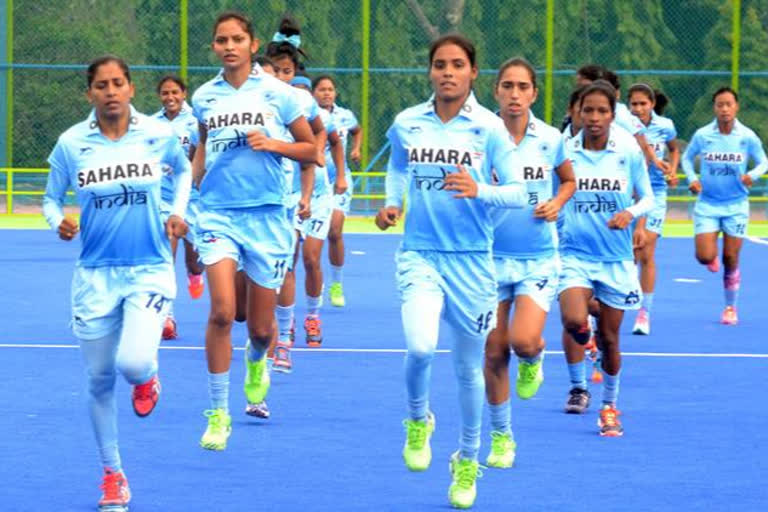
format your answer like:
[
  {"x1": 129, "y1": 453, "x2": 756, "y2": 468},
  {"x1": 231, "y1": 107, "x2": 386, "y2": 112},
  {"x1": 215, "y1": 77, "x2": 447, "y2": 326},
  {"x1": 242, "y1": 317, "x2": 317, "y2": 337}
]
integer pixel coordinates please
[
  {"x1": 570, "y1": 126, "x2": 621, "y2": 154},
  {"x1": 709, "y1": 118, "x2": 742, "y2": 134},
  {"x1": 424, "y1": 91, "x2": 482, "y2": 121},
  {"x1": 86, "y1": 105, "x2": 142, "y2": 136}
]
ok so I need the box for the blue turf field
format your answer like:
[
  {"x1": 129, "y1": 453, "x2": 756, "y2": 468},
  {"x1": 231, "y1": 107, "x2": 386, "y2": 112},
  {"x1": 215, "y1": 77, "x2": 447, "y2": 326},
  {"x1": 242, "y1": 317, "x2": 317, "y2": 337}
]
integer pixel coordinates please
[{"x1": 1, "y1": 231, "x2": 767, "y2": 511}]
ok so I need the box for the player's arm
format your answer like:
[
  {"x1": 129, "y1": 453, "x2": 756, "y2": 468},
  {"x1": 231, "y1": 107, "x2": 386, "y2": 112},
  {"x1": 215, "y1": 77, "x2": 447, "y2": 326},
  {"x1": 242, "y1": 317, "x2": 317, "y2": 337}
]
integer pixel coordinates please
[
  {"x1": 349, "y1": 124, "x2": 362, "y2": 164},
  {"x1": 744, "y1": 135, "x2": 768, "y2": 187},
  {"x1": 309, "y1": 115, "x2": 327, "y2": 167},
  {"x1": 166, "y1": 135, "x2": 192, "y2": 239},
  {"x1": 535, "y1": 141, "x2": 575, "y2": 221},
  {"x1": 681, "y1": 133, "x2": 701, "y2": 194},
  {"x1": 376, "y1": 124, "x2": 406, "y2": 230},
  {"x1": 328, "y1": 129, "x2": 347, "y2": 194},
  {"x1": 248, "y1": 116, "x2": 316, "y2": 164},
  {"x1": 608, "y1": 150, "x2": 653, "y2": 230},
  {"x1": 43, "y1": 142, "x2": 78, "y2": 241},
  {"x1": 191, "y1": 123, "x2": 207, "y2": 187},
  {"x1": 635, "y1": 132, "x2": 670, "y2": 174},
  {"x1": 665, "y1": 138, "x2": 680, "y2": 187}
]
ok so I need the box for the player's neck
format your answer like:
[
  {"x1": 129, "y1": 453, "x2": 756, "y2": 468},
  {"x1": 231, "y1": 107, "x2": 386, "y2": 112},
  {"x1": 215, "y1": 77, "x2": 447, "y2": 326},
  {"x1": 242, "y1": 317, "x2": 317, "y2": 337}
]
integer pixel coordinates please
[
  {"x1": 97, "y1": 114, "x2": 130, "y2": 141},
  {"x1": 434, "y1": 92, "x2": 469, "y2": 123},
  {"x1": 717, "y1": 119, "x2": 735, "y2": 134},
  {"x1": 223, "y1": 65, "x2": 252, "y2": 89},
  {"x1": 583, "y1": 132, "x2": 608, "y2": 151},
  {"x1": 165, "y1": 109, "x2": 180, "y2": 121},
  {"x1": 502, "y1": 111, "x2": 530, "y2": 145}
]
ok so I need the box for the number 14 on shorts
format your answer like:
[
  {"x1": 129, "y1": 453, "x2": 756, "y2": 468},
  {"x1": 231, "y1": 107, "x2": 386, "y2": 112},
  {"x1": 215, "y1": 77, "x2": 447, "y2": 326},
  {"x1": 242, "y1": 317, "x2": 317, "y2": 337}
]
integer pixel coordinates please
[{"x1": 145, "y1": 293, "x2": 170, "y2": 315}]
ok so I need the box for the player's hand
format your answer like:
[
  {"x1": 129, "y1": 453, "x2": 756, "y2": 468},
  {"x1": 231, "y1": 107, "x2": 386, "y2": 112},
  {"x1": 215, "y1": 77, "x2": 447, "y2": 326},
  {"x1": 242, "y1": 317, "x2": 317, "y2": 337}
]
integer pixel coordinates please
[
  {"x1": 297, "y1": 196, "x2": 311, "y2": 220},
  {"x1": 334, "y1": 175, "x2": 348, "y2": 195},
  {"x1": 247, "y1": 130, "x2": 276, "y2": 152},
  {"x1": 444, "y1": 165, "x2": 478, "y2": 199},
  {"x1": 632, "y1": 227, "x2": 647, "y2": 251},
  {"x1": 533, "y1": 199, "x2": 563, "y2": 222},
  {"x1": 742, "y1": 174, "x2": 754, "y2": 187},
  {"x1": 350, "y1": 148, "x2": 361, "y2": 164},
  {"x1": 375, "y1": 206, "x2": 401, "y2": 231},
  {"x1": 607, "y1": 210, "x2": 633, "y2": 230},
  {"x1": 316, "y1": 150, "x2": 326, "y2": 168},
  {"x1": 655, "y1": 158, "x2": 671, "y2": 175},
  {"x1": 667, "y1": 171, "x2": 679, "y2": 187},
  {"x1": 165, "y1": 214, "x2": 187, "y2": 239},
  {"x1": 689, "y1": 180, "x2": 702, "y2": 195},
  {"x1": 57, "y1": 216, "x2": 79, "y2": 241}
]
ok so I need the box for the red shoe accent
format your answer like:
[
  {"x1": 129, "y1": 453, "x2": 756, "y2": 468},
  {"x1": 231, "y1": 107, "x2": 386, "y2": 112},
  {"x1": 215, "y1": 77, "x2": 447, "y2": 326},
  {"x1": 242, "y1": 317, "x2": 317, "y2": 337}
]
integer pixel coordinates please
[
  {"x1": 188, "y1": 273, "x2": 205, "y2": 300},
  {"x1": 132, "y1": 375, "x2": 161, "y2": 417},
  {"x1": 304, "y1": 315, "x2": 323, "y2": 347},
  {"x1": 99, "y1": 468, "x2": 131, "y2": 507},
  {"x1": 162, "y1": 317, "x2": 177, "y2": 340}
]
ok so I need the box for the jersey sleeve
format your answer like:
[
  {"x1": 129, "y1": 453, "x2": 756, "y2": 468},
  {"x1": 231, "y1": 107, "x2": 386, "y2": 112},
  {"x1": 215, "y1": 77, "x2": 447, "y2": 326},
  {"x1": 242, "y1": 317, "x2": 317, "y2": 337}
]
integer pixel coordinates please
[
  {"x1": 43, "y1": 140, "x2": 71, "y2": 230},
  {"x1": 682, "y1": 132, "x2": 701, "y2": 183},
  {"x1": 746, "y1": 133, "x2": 768, "y2": 180},
  {"x1": 626, "y1": 147, "x2": 654, "y2": 218},
  {"x1": 385, "y1": 122, "x2": 408, "y2": 208},
  {"x1": 278, "y1": 87, "x2": 304, "y2": 127},
  {"x1": 476, "y1": 125, "x2": 526, "y2": 208},
  {"x1": 664, "y1": 120, "x2": 678, "y2": 141},
  {"x1": 163, "y1": 134, "x2": 192, "y2": 217}
]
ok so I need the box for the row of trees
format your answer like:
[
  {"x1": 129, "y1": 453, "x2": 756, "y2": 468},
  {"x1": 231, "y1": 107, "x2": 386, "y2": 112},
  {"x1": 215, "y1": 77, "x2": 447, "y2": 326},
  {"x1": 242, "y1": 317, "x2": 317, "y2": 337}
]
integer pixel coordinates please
[{"x1": 10, "y1": 0, "x2": 768, "y2": 169}]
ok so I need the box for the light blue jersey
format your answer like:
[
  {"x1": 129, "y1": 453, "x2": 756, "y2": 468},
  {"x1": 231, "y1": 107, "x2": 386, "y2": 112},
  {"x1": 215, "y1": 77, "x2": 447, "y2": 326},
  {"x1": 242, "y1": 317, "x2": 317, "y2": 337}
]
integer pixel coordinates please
[
  {"x1": 640, "y1": 111, "x2": 677, "y2": 191},
  {"x1": 311, "y1": 108, "x2": 335, "y2": 197},
  {"x1": 492, "y1": 112, "x2": 567, "y2": 259},
  {"x1": 386, "y1": 93, "x2": 526, "y2": 252},
  {"x1": 614, "y1": 102, "x2": 645, "y2": 136},
  {"x1": 43, "y1": 107, "x2": 192, "y2": 267},
  {"x1": 326, "y1": 103, "x2": 359, "y2": 183},
  {"x1": 560, "y1": 127, "x2": 653, "y2": 262},
  {"x1": 286, "y1": 87, "x2": 322, "y2": 201},
  {"x1": 191, "y1": 64, "x2": 303, "y2": 210},
  {"x1": 154, "y1": 102, "x2": 197, "y2": 206},
  {"x1": 682, "y1": 119, "x2": 768, "y2": 206}
]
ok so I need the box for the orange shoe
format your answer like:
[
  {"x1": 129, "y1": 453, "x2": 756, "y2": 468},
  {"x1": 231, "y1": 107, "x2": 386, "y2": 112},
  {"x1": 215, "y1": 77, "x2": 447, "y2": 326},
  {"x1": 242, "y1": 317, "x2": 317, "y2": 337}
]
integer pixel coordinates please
[
  {"x1": 188, "y1": 273, "x2": 205, "y2": 299},
  {"x1": 598, "y1": 405, "x2": 623, "y2": 437},
  {"x1": 304, "y1": 315, "x2": 322, "y2": 347},
  {"x1": 162, "y1": 317, "x2": 177, "y2": 340},
  {"x1": 720, "y1": 306, "x2": 738, "y2": 325},
  {"x1": 591, "y1": 366, "x2": 603, "y2": 384},
  {"x1": 98, "y1": 468, "x2": 131, "y2": 510},
  {"x1": 132, "y1": 375, "x2": 161, "y2": 417},
  {"x1": 273, "y1": 341, "x2": 293, "y2": 373}
]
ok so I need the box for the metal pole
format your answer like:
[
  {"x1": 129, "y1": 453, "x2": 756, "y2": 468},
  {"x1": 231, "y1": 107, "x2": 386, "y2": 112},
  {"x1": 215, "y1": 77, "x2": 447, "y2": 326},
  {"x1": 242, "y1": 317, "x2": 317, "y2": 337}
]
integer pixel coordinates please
[
  {"x1": 180, "y1": 0, "x2": 188, "y2": 84},
  {"x1": 544, "y1": 0, "x2": 554, "y2": 124},
  {"x1": 731, "y1": 0, "x2": 741, "y2": 92}
]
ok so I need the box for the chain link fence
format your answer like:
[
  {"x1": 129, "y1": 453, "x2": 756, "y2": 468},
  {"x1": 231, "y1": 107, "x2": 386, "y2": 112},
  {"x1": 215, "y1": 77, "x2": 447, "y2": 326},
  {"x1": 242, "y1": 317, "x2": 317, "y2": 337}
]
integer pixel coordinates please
[{"x1": 2, "y1": 0, "x2": 767, "y2": 217}]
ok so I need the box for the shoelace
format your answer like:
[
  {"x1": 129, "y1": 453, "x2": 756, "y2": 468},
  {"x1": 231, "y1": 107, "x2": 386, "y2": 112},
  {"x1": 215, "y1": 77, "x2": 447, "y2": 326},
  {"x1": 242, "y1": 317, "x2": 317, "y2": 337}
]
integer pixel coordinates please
[
  {"x1": 404, "y1": 420, "x2": 427, "y2": 448},
  {"x1": 601, "y1": 408, "x2": 619, "y2": 427},
  {"x1": 489, "y1": 432, "x2": 511, "y2": 455},
  {"x1": 454, "y1": 460, "x2": 482, "y2": 489},
  {"x1": 568, "y1": 389, "x2": 585, "y2": 404},
  {"x1": 520, "y1": 363, "x2": 538, "y2": 382},
  {"x1": 204, "y1": 410, "x2": 225, "y2": 431},
  {"x1": 100, "y1": 472, "x2": 124, "y2": 500},
  {"x1": 134, "y1": 379, "x2": 155, "y2": 400},
  {"x1": 305, "y1": 318, "x2": 321, "y2": 336}
]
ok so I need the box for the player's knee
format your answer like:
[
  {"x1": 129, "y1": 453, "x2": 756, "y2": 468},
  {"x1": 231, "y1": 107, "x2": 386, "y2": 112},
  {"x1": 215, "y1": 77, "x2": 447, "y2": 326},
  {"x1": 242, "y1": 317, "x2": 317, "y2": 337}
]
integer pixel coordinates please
[
  {"x1": 328, "y1": 227, "x2": 341, "y2": 243},
  {"x1": 208, "y1": 305, "x2": 235, "y2": 330},
  {"x1": 484, "y1": 337, "x2": 510, "y2": 371},
  {"x1": 87, "y1": 369, "x2": 116, "y2": 397},
  {"x1": 597, "y1": 330, "x2": 619, "y2": 351},
  {"x1": 247, "y1": 325, "x2": 273, "y2": 346},
  {"x1": 562, "y1": 315, "x2": 586, "y2": 334},
  {"x1": 302, "y1": 251, "x2": 321, "y2": 271},
  {"x1": 454, "y1": 360, "x2": 483, "y2": 386},
  {"x1": 510, "y1": 334, "x2": 542, "y2": 358},
  {"x1": 406, "y1": 344, "x2": 435, "y2": 366}
]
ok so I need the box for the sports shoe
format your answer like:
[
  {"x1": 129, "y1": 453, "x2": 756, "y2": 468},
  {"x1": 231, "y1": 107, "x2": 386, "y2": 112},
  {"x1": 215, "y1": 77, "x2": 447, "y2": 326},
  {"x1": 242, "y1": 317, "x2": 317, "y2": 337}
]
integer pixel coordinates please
[
  {"x1": 304, "y1": 315, "x2": 323, "y2": 347},
  {"x1": 329, "y1": 282, "x2": 345, "y2": 307},
  {"x1": 449, "y1": 452, "x2": 482, "y2": 509},
  {"x1": 598, "y1": 404, "x2": 624, "y2": 437},
  {"x1": 632, "y1": 308, "x2": 650, "y2": 335},
  {"x1": 244, "y1": 346, "x2": 270, "y2": 405},
  {"x1": 516, "y1": 355, "x2": 544, "y2": 399},
  {"x1": 721, "y1": 306, "x2": 738, "y2": 325},
  {"x1": 486, "y1": 431, "x2": 516, "y2": 469},
  {"x1": 245, "y1": 400, "x2": 270, "y2": 419},
  {"x1": 564, "y1": 388, "x2": 591, "y2": 414},
  {"x1": 591, "y1": 366, "x2": 603, "y2": 384},
  {"x1": 200, "y1": 409, "x2": 232, "y2": 450},
  {"x1": 288, "y1": 317, "x2": 296, "y2": 347},
  {"x1": 162, "y1": 316, "x2": 177, "y2": 340},
  {"x1": 403, "y1": 412, "x2": 435, "y2": 471},
  {"x1": 98, "y1": 468, "x2": 131, "y2": 511},
  {"x1": 132, "y1": 375, "x2": 161, "y2": 417},
  {"x1": 707, "y1": 257, "x2": 720, "y2": 273},
  {"x1": 273, "y1": 341, "x2": 293, "y2": 373},
  {"x1": 188, "y1": 272, "x2": 204, "y2": 299}
]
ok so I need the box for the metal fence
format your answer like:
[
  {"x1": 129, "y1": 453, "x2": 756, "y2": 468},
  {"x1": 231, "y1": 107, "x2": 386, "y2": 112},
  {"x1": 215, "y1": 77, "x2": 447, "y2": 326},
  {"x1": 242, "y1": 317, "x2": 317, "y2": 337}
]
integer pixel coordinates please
[{"x1": 1, "y1": 0, "x2": 767, "y2": 216}]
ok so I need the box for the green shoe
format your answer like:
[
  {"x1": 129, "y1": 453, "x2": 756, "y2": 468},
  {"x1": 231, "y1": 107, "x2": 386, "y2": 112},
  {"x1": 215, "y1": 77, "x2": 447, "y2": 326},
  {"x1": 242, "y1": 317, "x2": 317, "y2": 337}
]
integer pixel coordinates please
[
  {"x1": 329, "y1": 282, "x2": 345, "y2": 307},
  {"x1": 516, "y1": 353, "x2": 544, "y2": 400},
  {"x1": 485, "y1": 431, "x2": 516, "y2": 468},
  {"x1": 448, "y1": 452, "x2": 482, "y2": 509},
  {"x1": 200, "y1": 409, "x2": 232, "y2": 451},
  {"x1": 402, "y1": 412, "x2": 435, "y2": 471},
  {"x1": 244, "y1": 344, "x2": 270, "y2": 405}
]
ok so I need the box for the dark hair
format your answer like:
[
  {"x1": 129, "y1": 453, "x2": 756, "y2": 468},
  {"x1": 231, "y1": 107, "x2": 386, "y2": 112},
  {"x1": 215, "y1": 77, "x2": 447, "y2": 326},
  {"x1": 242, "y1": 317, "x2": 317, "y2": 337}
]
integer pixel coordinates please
[
  {"x1": 253, "y1": 55, "x2": 274, "y2": 68},
  {"x1": 576, "y1": 64, "x2": 604, "y2": 82},
  {"x1": 495, "y1": 57, "x2": 537, "y2": 89},
  {"x1": 428, "y1": 33, "x2": 476, "y2": 67},
  {"x1": 603, "y1": 70, "x2": 620, "y2": 90},
  {"x1": 712, "y1": 86, "x2": 738, "y2": 104},
  {"x1": 568, "y1": 84, "x2": 588, "y2": 109},
  {"x1": 212, "y1": 10, "x2": 254, "y2": 39},
  {"x1": 312, "y1": 74, "x2": 336, "y2": 91},
  {"x1": 87, "y1": 55, "x2": 131, "y2": 87},
  {"x1": 579, "y1": 80, "x2": 617, "y2": 113},
  {"x1": 266, "y1": 14, "x2": 307, "y2": 67},
  {"x1": 628, "y1": 83, "x2": 655, "y2": 103},
  {"x1": 653, "y1": 89, "x2": 669, "y2": 115},
  {"x1": 156, "y1": 75, "x2": 186, "y2": 94}
]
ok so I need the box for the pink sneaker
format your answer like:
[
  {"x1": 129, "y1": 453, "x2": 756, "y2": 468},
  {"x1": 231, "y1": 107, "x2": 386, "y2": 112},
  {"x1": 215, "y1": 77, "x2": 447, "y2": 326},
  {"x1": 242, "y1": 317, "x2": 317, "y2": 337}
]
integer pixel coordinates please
[
  {"x1": 720, "y1": 306, "x2": 738, "y2": 325},
  {"x1": 706, "y1": 257, "x2": 720, "y2": 273},
  {"x1": 632, "y1": 308, "x2": 650, "y2": 335}
]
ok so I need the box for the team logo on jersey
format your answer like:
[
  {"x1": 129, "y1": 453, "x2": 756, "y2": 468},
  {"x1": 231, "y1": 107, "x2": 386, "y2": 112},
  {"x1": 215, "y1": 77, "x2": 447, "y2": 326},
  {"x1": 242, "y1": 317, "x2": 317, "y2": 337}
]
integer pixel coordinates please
[
  {"x1": 77, "y1": 161, "x2": 156, "y2": 188},
  {"x1": 408, "y1": 126, "x2": 422, "y2": 133},
  {"x1": 210, "y1": 129, "x2": 249, "y2": 153},
  {"x1": 703, "y1": 152, "x2": 743, "y2": 163},
  {"x1": 79, "y1": 147, "x2": 93, "y2": 155},
  {"x1": 576, "y1": 176, "x2": 627, "y2": 192},
  {"x1": 539, "y1": 142, "x2": 549, "y2": 153},
  {"x1": 91, "y1": 183, "x2": 148, "y2": 210},
  {"x1": 624, "y1": 290, "x2": 640, "y2": 305},
  {"x1": 205, "y1": 98, "x2": 218, "y2": 105},
  {"x1": 407, "y1": 146, "x2": 478, "y2": 167},
  {"x1": 413, "y1": 167, "x2": 449, "y2": 191},
  {"x1": 200, "y1": 232, "x2": 219, "y2": 244},
  {"x1": 206, "y1": 111, "x2": 267, "y2": 131},
  {"x1": 146, "y1": 138, "x2": 158, "y2": 147},
  {"x1": 574, "y1": 194, "x2": 618, "y2": 213},
  {"x1": 618, "y1": 157, "x2": 627, "y2": 167}
]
